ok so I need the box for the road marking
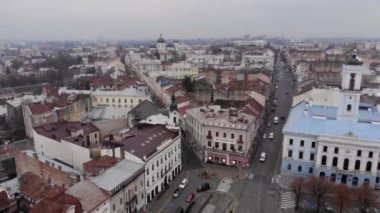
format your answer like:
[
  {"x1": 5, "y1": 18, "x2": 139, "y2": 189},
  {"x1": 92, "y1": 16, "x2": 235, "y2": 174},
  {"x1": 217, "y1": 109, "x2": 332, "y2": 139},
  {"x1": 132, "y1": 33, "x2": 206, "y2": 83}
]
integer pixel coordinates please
[
  {"x1": 248, "y1": 173, "x2": 254, "y2": 180},
  {"x1": 280, "y1": 191, "x2": 295, "y2": 209}
]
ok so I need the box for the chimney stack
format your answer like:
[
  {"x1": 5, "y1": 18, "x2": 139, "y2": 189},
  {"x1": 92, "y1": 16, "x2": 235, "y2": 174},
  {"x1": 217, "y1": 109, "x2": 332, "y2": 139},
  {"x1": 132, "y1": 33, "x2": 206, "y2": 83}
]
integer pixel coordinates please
[
  {"x1": 58, "y1": 166, "x2": 62, "y2": 171},
  {"x1": 120, "y1": 147, "x2": 125, "y2": 159},
  {"x1": 76, "y1": 175, "x2": 81, "y2": 182},
  {"x1": 33, "y1": 153, "x2": 38, "y2": 160}
]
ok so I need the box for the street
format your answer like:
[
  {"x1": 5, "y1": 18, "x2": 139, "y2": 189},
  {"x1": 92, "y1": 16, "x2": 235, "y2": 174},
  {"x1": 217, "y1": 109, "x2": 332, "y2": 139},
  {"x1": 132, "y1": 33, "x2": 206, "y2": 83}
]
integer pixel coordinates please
[
  {"x1": 151, "y1": 51, "x2": 296, "y2": 213},
  {"x1": 233, "y1": 52, "x2": 295, "y2": 213}
]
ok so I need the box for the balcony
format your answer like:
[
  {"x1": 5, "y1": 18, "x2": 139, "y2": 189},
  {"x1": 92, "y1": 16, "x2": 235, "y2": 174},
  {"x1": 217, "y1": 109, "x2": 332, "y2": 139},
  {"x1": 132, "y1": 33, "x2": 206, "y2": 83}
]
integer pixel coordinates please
[
  {"x1": 126, "y1": 195, "x2": 137, "y2": 205},
  {"x1": 236, "y1": 139, "x2": 243, "y2": 144},
  {"x1": 206, "y1": 135, "x2": 212, "y2": 140}
]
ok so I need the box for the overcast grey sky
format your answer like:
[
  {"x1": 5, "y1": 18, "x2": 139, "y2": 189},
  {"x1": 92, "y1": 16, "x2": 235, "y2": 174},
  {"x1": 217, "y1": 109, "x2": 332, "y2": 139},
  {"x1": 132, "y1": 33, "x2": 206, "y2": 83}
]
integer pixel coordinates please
[{"x1": 1, "y1": 0, "x2": 379, "y2": 41}]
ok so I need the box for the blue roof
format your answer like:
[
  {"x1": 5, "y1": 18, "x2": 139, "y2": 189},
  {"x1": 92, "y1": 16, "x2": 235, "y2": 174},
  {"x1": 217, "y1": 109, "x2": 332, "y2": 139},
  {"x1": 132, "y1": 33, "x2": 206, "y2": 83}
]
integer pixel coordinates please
[{"x1": 283, "y1": 101, "x2": 380, "y2": 142}]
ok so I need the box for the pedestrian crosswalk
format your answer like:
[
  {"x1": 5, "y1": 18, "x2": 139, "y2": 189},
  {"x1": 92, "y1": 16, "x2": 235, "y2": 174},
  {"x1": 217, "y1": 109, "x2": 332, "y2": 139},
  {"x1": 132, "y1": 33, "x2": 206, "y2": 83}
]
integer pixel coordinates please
[{"x1": 280, "y1": 191, "x2": 295, "y2": 209}]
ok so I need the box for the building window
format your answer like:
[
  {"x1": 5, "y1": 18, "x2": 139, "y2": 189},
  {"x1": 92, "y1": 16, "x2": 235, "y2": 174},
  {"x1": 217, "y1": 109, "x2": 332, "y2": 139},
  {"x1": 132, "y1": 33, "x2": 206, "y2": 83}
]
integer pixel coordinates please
[
  {"x1": 343, "y1": 158, "x2": 349, "y2": 170},
  {"x1": 113, "y1": 204, "x2": 115, "y2": 211},
  {"x1": 321, "y1": 155, "x2": 327, "y2": 165},
  {"x1": 238, "y1": 145, "x2": 242, "y2": 152},
  {"x1": 287, "y1": 164, "x2": 291, "y2": 170},
  {"x1": 310, "y1": 153, "x2": 315, "y2": 161},
  {"x1": 311, "y1": 142, "x2": 316, "y2": 148},
  {"x1": 231, "y1": 134, "x2": 234, "y2": 139},
  {"x1": 300, "y1": 140, "x2": 304, "y2": 147},
  {"x1": 289, "y1": 139, "x2": 293, "y2": 145},
  {"x1": 299, "y1": 152, "x2": 303, "y2": 160},
  {"x1": 215, "y1": 142, "x2": 219, "y2": 149},
  {"x1": 347, "y1": 104, "x2": 352, "y2": 112},
  {"x1": 112, "y1": 98, "x2": 115, "y2": 103},
  {"x1": 309, "y1": 167, "x2": 313, "y2": 174},
  {"x1": 355, "y1": 160, "x2": 361, "y2": 170},
  {"x1": 216, "y1": 132, "x2": 219, "y2": 137},
  {"x1": 147, "y1": 180, "x2": 149, "y2": 187},
  {"x1": 124, "y1": 99, "x2": 127, "y2": 103},
  {"x1": 131, "y1": 99, "x2": 133, "y2": 103},
  {"x1": 223, "y1": 132, "x2": 226, "y2": 138},
  {"x1": 298, "y1": 166, "x2": 302, "y2": 172},
  {"x1": 208, "y1": 141, "x2": 212, "y2": 147},
  {"x1": 222, "y1": 143, "x2": 227, "y2": 151},
  {"x1": 366, "y1": 161, "x2": 372, "y2": 172},
  {"x1": 208, "y1": 131, "x2": 211, "y2": 136},
  {"x1": 323, "y1": 146, "x2": 328, "y2": 152},
  {"x1": 357, "y1": 150, "x2": 362, "y2": 157},
  {"x1": 230, "y1": 144, "x2": 235, "y2": 151},
  {"x1": 334, "y1": 147, "x2": 339, "y2": 154},
  {"x1": 378, "y1": 162, "x2": 380, "y2": 170},
  {"x1": 288, "y1": 150, "x2": 292, "y2": 158},
  {"x1": 332, "y1": 157, "x2": 338, "y2": 167},
  {"x1": 118, "y1": 99, "x2": 121, "y2": 103},
  {"x1": 369, "y1": 152, "x2": 373, "y2": 158}
]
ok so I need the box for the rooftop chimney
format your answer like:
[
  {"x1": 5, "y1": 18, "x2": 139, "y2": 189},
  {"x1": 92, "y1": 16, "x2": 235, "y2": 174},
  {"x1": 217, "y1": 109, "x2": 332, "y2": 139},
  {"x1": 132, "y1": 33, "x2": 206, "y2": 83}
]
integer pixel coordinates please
[{"x1": 58, "y1": 165, "x2": 62, "y2": 171}]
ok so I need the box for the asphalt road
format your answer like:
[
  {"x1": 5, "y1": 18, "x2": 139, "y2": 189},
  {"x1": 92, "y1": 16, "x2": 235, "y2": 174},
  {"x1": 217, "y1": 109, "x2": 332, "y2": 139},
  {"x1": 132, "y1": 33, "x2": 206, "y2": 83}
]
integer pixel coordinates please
[
  {"x1": 159, "y1": 51, "x2": 295, "y2": 213},
  {"x1": 233, "y1": 52, "x2": 295, "y2": 213}
]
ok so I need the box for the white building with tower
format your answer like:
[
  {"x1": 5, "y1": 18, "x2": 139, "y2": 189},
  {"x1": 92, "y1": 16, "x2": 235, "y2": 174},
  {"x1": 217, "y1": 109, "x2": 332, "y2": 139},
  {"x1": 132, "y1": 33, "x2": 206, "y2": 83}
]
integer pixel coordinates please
[{"x1": 281, "y1": 53, "x2": 380, "y2": 188}]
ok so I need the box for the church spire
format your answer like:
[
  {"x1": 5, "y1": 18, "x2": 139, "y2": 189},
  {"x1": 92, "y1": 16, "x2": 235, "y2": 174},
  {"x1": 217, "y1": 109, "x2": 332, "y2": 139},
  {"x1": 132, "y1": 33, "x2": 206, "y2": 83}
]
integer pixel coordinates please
[{"x1": 170, "y1": 94, "x2": 178, "y2": 112}]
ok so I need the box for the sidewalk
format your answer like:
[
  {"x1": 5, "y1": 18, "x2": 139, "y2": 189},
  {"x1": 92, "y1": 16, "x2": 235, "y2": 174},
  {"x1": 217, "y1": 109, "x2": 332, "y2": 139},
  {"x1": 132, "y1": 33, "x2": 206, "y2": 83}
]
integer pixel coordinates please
[
  {"x1": 275, "y1": 173, "x2": 303, "y2": 190},
  {"x1": 201, "y1": 164, "x2": 249, "y2": 180},
  {"x1": 145, "y1": 170, "x2": 189, "y2": 213}
]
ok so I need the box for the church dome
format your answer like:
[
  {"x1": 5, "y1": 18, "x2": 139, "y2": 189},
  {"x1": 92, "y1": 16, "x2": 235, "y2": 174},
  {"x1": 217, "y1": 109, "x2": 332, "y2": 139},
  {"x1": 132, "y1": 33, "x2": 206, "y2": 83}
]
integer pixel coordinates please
[{"x1": 157, "y1": 37, "x2": 166, "y2": 44}]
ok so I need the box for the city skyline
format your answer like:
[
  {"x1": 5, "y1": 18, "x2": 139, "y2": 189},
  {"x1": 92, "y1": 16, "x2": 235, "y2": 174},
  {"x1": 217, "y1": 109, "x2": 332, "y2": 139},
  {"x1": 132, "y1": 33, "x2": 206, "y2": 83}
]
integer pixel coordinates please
[{"x1": 1, "y1": 0, "x2": 380, "y2": 41}]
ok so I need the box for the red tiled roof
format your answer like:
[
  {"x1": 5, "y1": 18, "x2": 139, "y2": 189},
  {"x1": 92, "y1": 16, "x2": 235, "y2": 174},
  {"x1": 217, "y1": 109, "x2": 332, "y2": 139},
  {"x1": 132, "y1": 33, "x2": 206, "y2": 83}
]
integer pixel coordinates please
[
  {"x1": 0, "y1": 190, "x2": 12, "y2": 211},
  {"x1": 243, "y1": 98, "x2": 264, "y2": 117},
  {"x1": 178, "y1": 104, "x2": 194, "y2": 116},
  {"x1": 20, "y1": 172, "x2": 52, "y2": 202},
  {"x1": 89, "y1": 75, "x2": 114, "y2": 87},
  {"x1": 122, "y1": 125, "x2": 179, "y2": 160},
  {"x1": 175, "y1": 95, "x2": 189, "y2": 104},
  {"x1": 83, "y1": 156, "x2": 119, "y2": 175},
  {"x1": 166, "y1": 85, "x2": 182, "y2": 94},
  {"x1": 28, "y1": 103, "x2": 54, "y2": 115},
  {"x1": 31, "y1": 187, "x2": 82, "y2": 213}
]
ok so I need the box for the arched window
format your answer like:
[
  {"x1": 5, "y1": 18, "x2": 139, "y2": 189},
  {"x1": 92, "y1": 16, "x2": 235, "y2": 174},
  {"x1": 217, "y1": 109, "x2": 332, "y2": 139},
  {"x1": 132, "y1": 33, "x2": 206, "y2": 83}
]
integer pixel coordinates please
[
  {"x1": 343, "y1": 158, "x2": 349, "y2": 170},
  {"x1": 347, "y1": 104, "x2": 352, "y2": 112},
  {"x1": 320, "y1": 172, "x2": 325, "y2": 178},
  {"x1": 366, "y1": 161, "x2": 372, "y2": 172},
  {"x1": 321, "y1": 155, "x2": 327, "y2": 166},
  {"x1": 349, "y1": 73, "x2": 356, "y2": 90},
  {"x1": 309, "y1": 167, "x2": 313, "y2": 174},
  {"x1": 332, "y1": 157, "x2": 338, "y2": 167},
  {"x1": 330, "y1": 174, "x2": 336, "y2": 182},
  {"x1": 287, "y1": 164, "x2": 291, "y2": 170},
  {"x1": 352, "y1": 177, "x2": 359, "y2": 186},
  {"x1": 355, "y1": 160, "x2": 361, "y2": 170},
  {"x1": 364, "y1": 178, "x2": 370, "y2": 185},
  {"x1": 298, "y1": 166, "x2": 302, "y2": 172}
]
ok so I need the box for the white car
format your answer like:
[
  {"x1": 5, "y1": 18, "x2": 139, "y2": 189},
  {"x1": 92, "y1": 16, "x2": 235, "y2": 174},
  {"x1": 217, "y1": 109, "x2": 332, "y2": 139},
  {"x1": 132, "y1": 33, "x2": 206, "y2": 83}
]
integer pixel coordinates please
[
  {"x1": 259, "y1": 152, "x2": 266, "y2": 162},
  {"x1": 179, "y1": 178, "x2": 189, "y2": 189},
  {"x1": 273, "y1": 116, "x2": 279, "y2": 124},
  {"x1": 262, "y1": 133, "x2": 267, "y2": 139},
  {"x1": 269, "y1": 132, "x2": 274, "y2": 140}
]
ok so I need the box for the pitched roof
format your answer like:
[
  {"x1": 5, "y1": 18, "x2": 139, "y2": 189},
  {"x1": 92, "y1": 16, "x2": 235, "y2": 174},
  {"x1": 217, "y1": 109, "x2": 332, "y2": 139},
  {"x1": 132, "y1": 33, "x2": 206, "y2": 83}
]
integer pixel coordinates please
[
  {"x1": 65, "y1": 180, "x2": 109, "y2": 212},
  {"x1": 83, "y1": 156, "x2": 119, "y2": 175},
  {"x1": 122, "y1": 125, "x2": 179, "y2": 160},
  {"x1": 129, "y1": 100, "x2": 168, "y2": 121},
  {"x1": 31, "y1": 187, "x2": 82, "y2": 213},
  {"x1": 28, "y1": 103, "x2": 54, "y2": 115},
  {"x1": 243, "y1": 98, "x2": 264, "y2": 117},
  {"x1": 20, "y1": 172, "x2": 52, "y2": 202},
  {"x1": 0, "y1": 189, "x2": 12, "y2": 211}
]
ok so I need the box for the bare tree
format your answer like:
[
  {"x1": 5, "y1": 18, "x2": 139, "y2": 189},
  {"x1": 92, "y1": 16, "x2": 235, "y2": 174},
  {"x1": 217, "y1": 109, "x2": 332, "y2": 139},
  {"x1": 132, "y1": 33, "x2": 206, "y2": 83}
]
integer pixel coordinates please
[
  {"x1": 290, "y1": 177, "x2": 305, "y2": 211},
  {"x1": 354, "y1": 184, "x2": 376, "y2": 213},
  {"x1": 333, "y1": 184, "x2": 352, "y2": 213},
  {"x1": 306, "y1": 176, "x2": 331, "y2": 213}
]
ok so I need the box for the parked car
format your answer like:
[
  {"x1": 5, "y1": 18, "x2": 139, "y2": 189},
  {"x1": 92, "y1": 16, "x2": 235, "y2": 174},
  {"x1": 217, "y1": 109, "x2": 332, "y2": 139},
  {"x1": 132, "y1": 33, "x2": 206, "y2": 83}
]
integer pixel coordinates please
[
  {"x1": 269, "y1": 132, "x2": 274, "y2": 140},
  {"x1": 185, "y1": 201, "x2": 196, "y2": 213},
  {"x1": 271, "y1": 106, "x2": 276, "y2": 112},
  {"x1": 273, "y1": 116, "x2": 279, "y2": 124},
  {"x1": 281, "y1": 115, "x2": 286, "y2": 120},
  {"x1": 285, "y1": 91, "x2": 289, "y2": 94},
  {"x1": 173, "y1": 188, "x2": 181, "y2": 198},
  {"x1": 197, "y1": 183, "x2": 210, "y2": 192},
  {"x1": 267, "y1": 122, "x2": 271, "y2": 127},
  {"x1": 175, "y1": 207, "x2": 184, "y2": 213},
  {"x1": 262, "y1": 133, "x2": 267, "y2": 139},
  {"x1": 259, "y1": 152, "x2": 266, "y2": 162},
  {"x1": 179, "y1": 178, "x2": 189, "y2": 189},
  {"x1": 185, "y1": 193, "x2": 195, "y2": 203}
]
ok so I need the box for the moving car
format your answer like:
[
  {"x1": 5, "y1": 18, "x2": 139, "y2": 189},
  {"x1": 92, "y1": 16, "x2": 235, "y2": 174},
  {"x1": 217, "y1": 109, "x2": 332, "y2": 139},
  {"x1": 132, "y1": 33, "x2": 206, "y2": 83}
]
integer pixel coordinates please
[
  {"x1": 173, "y1": 188, "x2": 181, "y2": 198},
  {"x1": 179, "y1": 178, "x2": 189, "y2": 189},
  {"x1": 259, "y1": 152, "x2": 266, "y2": 162},
  {"x1": 271, "y1": 106, "x2": 276, "y2": 112},
  {"x1": 281, "y1": 115, "x2": 286, "y2": 120},
  {"x1": 197, "y1": 183, "x2": 211, "y2": 192},
  {"x1": 273, "y1": 116, "x2": 279, "y2": 124},
  {"x1": 185, "y1": 193, "x2": 195, "y2": 203},
  {"x1": 262, "y1": 133, "x2": 267, "y2": 139},
  {"x1": 285, "y1": 91, "x2": 289, "y2": 94},
  {"x1": 269, "y1": 132, "x2": 274, "y2": 140}
]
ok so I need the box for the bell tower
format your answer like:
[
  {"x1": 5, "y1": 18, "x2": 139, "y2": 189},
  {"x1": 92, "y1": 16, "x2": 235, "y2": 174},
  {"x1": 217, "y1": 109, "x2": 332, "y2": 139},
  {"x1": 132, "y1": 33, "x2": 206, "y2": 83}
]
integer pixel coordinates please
[{"x1": 337, "y1": 51, "x2": 363, "y2": 122}]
